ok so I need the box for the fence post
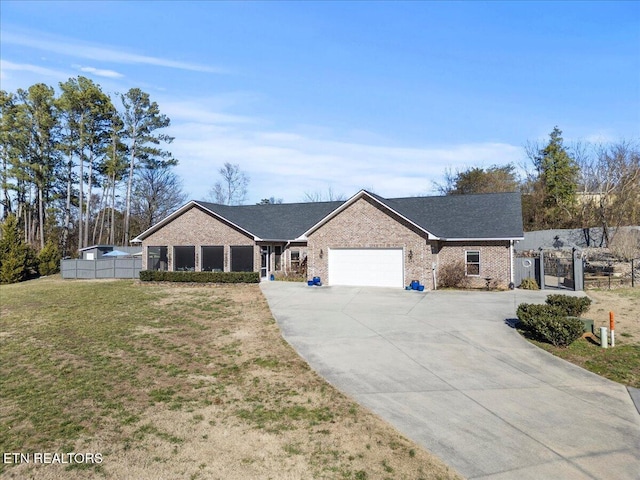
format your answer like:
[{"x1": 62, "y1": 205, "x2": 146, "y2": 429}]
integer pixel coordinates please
[
  {"x1": 633, "y1": 259, "x2": 635, "y2": 288},
  {"x1": 572, "y1": 248, "x2": 583, "y2": 291},
  {"x1": 538, "y1": 249, "x2": 545, "y2": 290}
]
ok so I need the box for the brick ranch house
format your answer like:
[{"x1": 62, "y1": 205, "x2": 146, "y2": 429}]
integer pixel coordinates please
[{"x1": 132, "y1": 190, "x2": 524, "y2": 289}]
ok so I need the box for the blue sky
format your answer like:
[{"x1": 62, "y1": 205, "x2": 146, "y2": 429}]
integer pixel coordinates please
[{"x1": 1, "y1": 1, "x2": 639, "y2": 203}]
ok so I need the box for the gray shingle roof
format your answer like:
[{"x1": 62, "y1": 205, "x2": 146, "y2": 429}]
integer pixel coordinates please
[
  {"x1": 196, "y1": 200, "x2": 344, "y2": 240},
  {"x1": 135, "y1": 191, "x2": 523, "y2": 242},
  {"x1": 198, "y1": 191, "x2": 523, "y2": 240},
  {"x1": 379, "y1": 191, "x2": 524, "y2": 239}
]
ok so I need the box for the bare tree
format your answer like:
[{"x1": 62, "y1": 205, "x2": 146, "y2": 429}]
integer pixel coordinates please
[
  {"x1": 257, "y1": 197, "x2": 283, "y2": 205},
  {"x1": 576, "y1": 140, "x2": 640, "y2": 244},
  {"x1": 131, "y1": 165, "x2": 187, "y2": 231},
  {"x1": 209, "y1": 163, "x2": 249, "y2": 205},
  {"x1": 303, "y1": 186, "x2": 346, "y2": 202}
]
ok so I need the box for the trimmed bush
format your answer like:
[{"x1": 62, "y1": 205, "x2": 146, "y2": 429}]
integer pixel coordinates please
[
  {"x1": 139, "y1": 270, "x2": 260, "y2": 283},
  {"x1": 545, "y1": 294, "x2": 592, "y2": 317},
  {"x1": 518, "y1": 278, "x2": 539, "y2": 290},
  {"x1": 534, "y1": 315, "x2": 585, "y2": 347},
  {"x1": 516, "y1": 302, "x2": 584, "y2": 347},
  {"x1": 516, "y1": 303, "x2": 565, "y2": 329}
]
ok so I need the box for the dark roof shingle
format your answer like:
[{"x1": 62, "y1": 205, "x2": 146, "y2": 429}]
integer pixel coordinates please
[
  {"x1": 135, "y1": 191, "x2": 523, "y2": 242},
  {"x1": 197, "y1": 200, "x2": 344, "y2": 240}
]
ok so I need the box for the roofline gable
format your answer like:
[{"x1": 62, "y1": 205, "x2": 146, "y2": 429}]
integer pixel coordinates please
[
  {"x1": 131, "y1": 200, "x2": 259, "y2": 243},
  {"x1": 301, "y1": 190, "x2": 439, "y2": 239}
]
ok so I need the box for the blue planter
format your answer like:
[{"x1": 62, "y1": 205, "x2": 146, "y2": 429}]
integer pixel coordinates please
[{"x1": 307, "y1": 280, "x2": 315, "y2": 286}]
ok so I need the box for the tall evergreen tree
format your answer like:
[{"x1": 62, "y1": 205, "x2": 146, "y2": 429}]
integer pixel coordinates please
[
  {"x1": 0, "y1": 214, "x2": 35, "y2": 283},
  {"x1": 0, "y1": 91, "x2": 19, "y2": 219},
  {"x1": 58, "y1": 77, "x2": 113, "y2": 250},
  {"x1": 121, "y1": 88, "x2": 176, "y2": 244},
  {"x1": 534, "y1": 127, "x2": 579, "y2": 227},
  {"x1": 17, "y1": 84, "x2": 60, "y2": 249}
]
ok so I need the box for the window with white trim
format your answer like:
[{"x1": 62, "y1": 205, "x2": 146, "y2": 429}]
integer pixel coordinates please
[{"x1": 465, "y1": 250, "x2": 480, "y2": 276}]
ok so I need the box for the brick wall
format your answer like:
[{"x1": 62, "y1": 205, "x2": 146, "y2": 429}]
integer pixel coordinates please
[
  {"x1": 141, "y1": 206, "x2": 255, "y2": 271},
  {"x1": 307, "y1": 197, "x2": 433, "y2": 288},
  {"x1": 436, "y1": 241, "x2": 512, "y2": 288}
]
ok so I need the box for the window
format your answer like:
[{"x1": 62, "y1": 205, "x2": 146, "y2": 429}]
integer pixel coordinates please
[
  {"x1": 148, "y1": 246, "x2": 168, "y2": 271},
  {"x1": 465, "y1": 250, "x2": 480, "y2": 276},
  {"x1": 174, "y1": 246, "x2": 195, "y2": 271},
  {"x1": 231, "y1": 246, "x2": 254, "y2": 272},
  {"x1": 202, "y1": 246, "x2": 224, "y2": 272},
  {"x1": 290, "y1": 250, "x2": 300, "y2": 273},
  {"x1": 274, "y1": 246, "x2": 282, "y2": 271}
]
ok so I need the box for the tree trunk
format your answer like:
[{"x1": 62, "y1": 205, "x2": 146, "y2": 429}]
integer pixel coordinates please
[
  {"x1": 110, "y1": 175, "x2": 116, "y2": 245},
  {"x1": 124, "y1": 134, "x2": 136, "y2": 245},
  {"x1": 38, "y1": 185, "x2": 44, "y2": 250},
  {"x1": 94, "y1": 183, "x2": 108, "y2": 245},
  {"x1": 78, "y1": 116, "x2": 85, "y2": 251},
  {"x1": 62, "y1": 156, "x2": 73, "y2": 257},
  {"x1": 84, "y1": 152, "x2": 93, "y2": 248}
]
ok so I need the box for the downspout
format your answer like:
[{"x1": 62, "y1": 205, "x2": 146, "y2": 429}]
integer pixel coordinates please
[
  {"x1": 509, "y1": 240, "x2": 514, "y2": 285},
  {"x1": 432, "y1": 239, "x2": 438, "y2": 290}
]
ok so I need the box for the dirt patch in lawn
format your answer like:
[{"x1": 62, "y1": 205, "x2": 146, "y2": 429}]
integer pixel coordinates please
[
  {"x1": 0, "y1": 278, "x2": 460, "y2": 479},
  {"x1": 586, "y1": 288, "x2": 640, "y2": 343}
]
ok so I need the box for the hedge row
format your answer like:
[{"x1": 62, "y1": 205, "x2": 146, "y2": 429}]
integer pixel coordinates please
[{"x1": 139, "y1": 270, "x2": 260, "y2": 283}]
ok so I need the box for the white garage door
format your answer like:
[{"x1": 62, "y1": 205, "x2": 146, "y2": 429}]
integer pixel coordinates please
[{"x1": 328, "y1": 248, "x2": 404, "y2": 288}]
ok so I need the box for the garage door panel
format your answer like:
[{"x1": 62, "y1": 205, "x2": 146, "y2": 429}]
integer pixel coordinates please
[{"x1": 328, "y1": 248, "x2": 403, "y2": 288}]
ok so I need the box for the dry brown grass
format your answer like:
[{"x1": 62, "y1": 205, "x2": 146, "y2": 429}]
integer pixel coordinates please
[
  {"x1": 587, "y1": 288, "x2": 640, "y2": 343},
  {"x1": 1, "y1": 277, "x2": 461, "y2": 479}
]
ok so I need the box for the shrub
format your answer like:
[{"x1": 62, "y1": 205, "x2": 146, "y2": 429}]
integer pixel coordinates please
[
  {"x1": 518, "y1": 278, "x2": 539, "y2": 290},
  {"x1": 516, "y1": 303, "x2": 584, "y2": 347},
  {"x1": 0, "y1": 214, "x2": 37, "y2": 284},
  {"x1": 38, "y1": 240, "x2": 62, "y2": 276},
  {"x1": 516, "y1": 303, "x2": 565, "y2": 329},
  {"x1": 139, "y1": 270, "x2": 260, "y2": 283},
  {"x1": 437, "y1": 260, "x2": 469, "y2": 289},
  {"x1": 534, "y1": 315, "x2": 585, "y2": 347},
  {"x1": 545, "y1": 294, "x2": 592, "y2": 317},
  {"x1": 273, "y1": 271, "x2": 306, "y2": 282}
]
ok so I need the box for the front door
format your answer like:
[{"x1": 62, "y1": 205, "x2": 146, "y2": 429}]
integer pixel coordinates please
[{"x1": 260, "y1": 246, "x2": 271, "y2": 278}]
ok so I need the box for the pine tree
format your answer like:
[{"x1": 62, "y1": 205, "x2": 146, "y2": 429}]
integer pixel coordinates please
[
  {"x1": 0, "y1": 214, "x2": 34, "y2": 283},
  {"x1": 37, "y1": 239, "x2": 61, "y2": 276},
  {"x1": 121, "y1": 88, "x2": 176, "y2": 244},
  {"x1": 534, "y1": 127, "x2": 580, "y2": 227}
]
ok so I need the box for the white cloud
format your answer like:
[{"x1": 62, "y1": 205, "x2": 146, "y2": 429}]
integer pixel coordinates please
[
  {"x1": 75, "y1": 65, "x2": 124, "y2": 79},
  {"x1": 166, "y1": 104, "x2": 524, "y2": 203},
  {"x1": 3, "y1": 30, "x2": 229, "y2": 74},
  {"x1": 0, "y1": 59, "x2": 70, "y2": 79}
]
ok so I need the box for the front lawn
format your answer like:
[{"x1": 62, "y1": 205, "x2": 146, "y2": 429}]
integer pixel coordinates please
[
  {"x1": 528, "y1": 337, "x2": 640, "y2": 388},
  {"x1": 0, "y1": 276, "x2": 460, "y2": 479},
  {"x1": 518, "y1": 288, "x2": 640, "y2": 388}
]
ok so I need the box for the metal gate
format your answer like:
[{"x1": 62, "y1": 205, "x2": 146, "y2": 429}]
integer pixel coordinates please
[{"x1": 543, "y1": 251, "x2": 575, "y2": 290}]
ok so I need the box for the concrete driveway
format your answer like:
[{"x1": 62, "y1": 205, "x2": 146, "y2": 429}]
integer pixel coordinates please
[{"x1": 260, "y1": 282, "x2": 640, "y2": 480}]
